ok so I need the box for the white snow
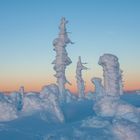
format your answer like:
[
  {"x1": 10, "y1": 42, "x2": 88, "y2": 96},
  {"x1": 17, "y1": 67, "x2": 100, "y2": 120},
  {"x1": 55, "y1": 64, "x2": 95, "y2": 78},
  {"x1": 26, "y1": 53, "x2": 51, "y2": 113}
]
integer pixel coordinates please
[
  {"x1": 112, "y1": 119, "x2": 140, "y2": 140},
  {"x1": 98, "y1": 54, "x2": 123, "y2": 96},
  {"x1": 81, "y1": 116, "x2": 110, "y2": 128},
  {"x1": 52, "y1": 17, "x2": 73, "y2": 102},
  {"x1": 0, "y1": 93, "x2": 18, "y2": 122},
  {"x1": 40, "y1": 84, "x2": 65, "y2": 122}
]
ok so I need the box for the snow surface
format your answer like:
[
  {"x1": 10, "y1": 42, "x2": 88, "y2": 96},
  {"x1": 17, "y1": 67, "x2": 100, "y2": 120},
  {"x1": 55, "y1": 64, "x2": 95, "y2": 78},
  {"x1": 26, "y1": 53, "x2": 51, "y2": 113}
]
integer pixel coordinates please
[{"x1": 0, "y1": 91, "x2": 140, "y2": 140}]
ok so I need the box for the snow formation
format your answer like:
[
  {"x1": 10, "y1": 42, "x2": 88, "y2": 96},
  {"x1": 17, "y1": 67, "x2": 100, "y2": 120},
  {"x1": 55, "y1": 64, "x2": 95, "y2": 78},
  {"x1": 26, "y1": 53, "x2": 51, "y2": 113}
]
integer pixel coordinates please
[
  {"x1": 52, "y1": 17, "x2": 73, "y2": 102},
  {"x1": 0, "y1": 93, "x2": 18, "y2": 122},
  {"x1": 98, "y1": 54, "x2": 123, "y2": 96},
  {"x1": 76, "y1": 56, "x2": 88, "y2": 99}
]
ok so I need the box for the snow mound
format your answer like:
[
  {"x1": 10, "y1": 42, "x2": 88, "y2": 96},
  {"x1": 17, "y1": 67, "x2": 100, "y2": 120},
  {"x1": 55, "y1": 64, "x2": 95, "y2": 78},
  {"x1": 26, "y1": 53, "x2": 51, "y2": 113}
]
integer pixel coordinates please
[
  {"x1": 81, "y1": 116, "x2": 110, "y2": 128},
  {"x1": 94, "y1": 96, "x2": 140, "y2": 123},
  {"x1": 94, "y1": 96, "x2": 119, "y2": 117},
  {"x1": 112, "y1": 119, "x2": 140, "y2": 140},
  {"x1": 21, "y1": 84, "x2": 65, "y2": 123},
  {"x1": 40, "y1": 84, "x2": 65, "y2": 122},
  {"x1": 22, "y1": 93, "x2": 42, "y2": 115},
  {"x1": 0, "y1": 93, "x2": 18, "y2": 122}
]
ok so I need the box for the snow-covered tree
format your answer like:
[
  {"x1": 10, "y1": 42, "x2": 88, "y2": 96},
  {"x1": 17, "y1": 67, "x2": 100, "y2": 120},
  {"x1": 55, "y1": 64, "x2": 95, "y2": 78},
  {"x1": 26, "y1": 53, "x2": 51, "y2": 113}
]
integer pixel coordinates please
[
  {"x1": 52, "y1": 17, "x2": 73, "y2": 101},
  {"x1": 76, "y1": 56, "x2": 88, "y2": 99},
  {"x1": 98, "y1": 54, "x2": 123, "y2": 96}
]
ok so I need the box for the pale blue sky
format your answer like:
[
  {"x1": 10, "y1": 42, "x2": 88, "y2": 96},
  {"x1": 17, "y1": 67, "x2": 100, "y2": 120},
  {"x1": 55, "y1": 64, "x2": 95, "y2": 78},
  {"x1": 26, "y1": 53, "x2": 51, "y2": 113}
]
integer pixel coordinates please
[{"x1": 0, "y1": 0, "x2": 140, "y2": 91}]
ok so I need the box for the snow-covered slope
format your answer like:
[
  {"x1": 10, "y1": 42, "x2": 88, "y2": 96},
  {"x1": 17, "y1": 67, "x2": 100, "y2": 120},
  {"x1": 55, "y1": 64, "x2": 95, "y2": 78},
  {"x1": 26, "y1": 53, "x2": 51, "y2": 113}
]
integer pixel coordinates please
[{"x1": 0, "y1": 92, "x2": 140, "y2": 140}]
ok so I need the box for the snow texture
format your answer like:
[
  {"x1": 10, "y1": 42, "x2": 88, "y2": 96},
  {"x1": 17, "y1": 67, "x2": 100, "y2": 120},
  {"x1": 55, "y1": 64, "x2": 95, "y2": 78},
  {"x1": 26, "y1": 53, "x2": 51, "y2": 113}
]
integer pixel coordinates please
[
  {"x1": 91, "y1": 77, "x2": 105, "y2": 100},
  {"x1": 94, "y1": 96, "x2": 140, "y2": 123},
  {"x1": 0, "y1": 93, "x2": 18, "y2": 122},
  {"x1": 112, "y1": 119, "x2": 140, "y2": 140},
  {"x1": 21, "y1": 84, "x2": 65, "y2": 122},
  {"x1": 40, "y1": 84, "x2": 65, "y2": 122},
  {"x1": 52, "y1": 17, "x2": 73, "y2": 102},
  {"x1": 98, "y1": 54, "x2": 123, "y2": 96}
]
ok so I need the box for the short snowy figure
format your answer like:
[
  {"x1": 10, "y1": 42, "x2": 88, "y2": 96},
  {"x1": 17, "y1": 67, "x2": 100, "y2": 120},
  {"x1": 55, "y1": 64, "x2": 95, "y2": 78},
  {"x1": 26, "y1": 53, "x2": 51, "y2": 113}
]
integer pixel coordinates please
[
  {"x1": 76, "y1": 56, "x2": 88, "y2": 99},
  {"x1": 52, "y1": 17, "x2": 73, "y2": 102},
  {"x1": 98, "y1": 53, "x2": 123, "y2": 96},
  {"x1": 91, "y1": 77, "x2": 105, "y2": 100}
]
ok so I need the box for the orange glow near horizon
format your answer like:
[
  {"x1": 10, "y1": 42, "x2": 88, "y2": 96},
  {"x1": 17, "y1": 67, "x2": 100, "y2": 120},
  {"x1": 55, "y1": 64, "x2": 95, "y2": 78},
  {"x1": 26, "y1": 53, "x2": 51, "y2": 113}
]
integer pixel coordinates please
[
  {"x1": 0, "y1": 78, "x2": 139, "y2": 93},
  {"x1": 124, "y1": 82, "x2": 140, "y2": 91},
  {"x1": 0, "y1": 69, "x2": 139, "y2": 93}
]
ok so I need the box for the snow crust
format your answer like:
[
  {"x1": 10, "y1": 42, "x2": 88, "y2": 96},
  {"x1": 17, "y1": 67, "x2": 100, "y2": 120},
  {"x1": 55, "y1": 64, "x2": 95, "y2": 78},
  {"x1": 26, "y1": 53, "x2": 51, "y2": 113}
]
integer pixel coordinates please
[{"x1": 0, "y1": 93, "x2": 18, "y2": 122}]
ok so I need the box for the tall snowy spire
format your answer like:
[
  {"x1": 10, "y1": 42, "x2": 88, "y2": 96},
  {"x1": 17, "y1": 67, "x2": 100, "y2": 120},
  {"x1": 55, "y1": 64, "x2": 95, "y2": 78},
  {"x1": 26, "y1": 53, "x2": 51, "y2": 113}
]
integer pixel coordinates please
[
  {"x1": 52, "y1": 17, "x2": 73, "y2": 101},
  {"x1": 76, "y1": 56, "x2": 88, "y2": 99}
]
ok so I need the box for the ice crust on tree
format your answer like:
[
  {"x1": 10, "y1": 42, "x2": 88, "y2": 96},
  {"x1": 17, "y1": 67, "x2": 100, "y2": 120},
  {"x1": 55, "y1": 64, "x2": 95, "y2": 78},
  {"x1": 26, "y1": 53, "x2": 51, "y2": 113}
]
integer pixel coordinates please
[
  {"x1": 76, "y1": 56, "x2": 88, "y2": 99},
  {"x1": 98, "y1": 54, "x2": 123, "y2": 96},
  {"x1": 52, "y1": 17, "x2": 73, "y2": 102}
]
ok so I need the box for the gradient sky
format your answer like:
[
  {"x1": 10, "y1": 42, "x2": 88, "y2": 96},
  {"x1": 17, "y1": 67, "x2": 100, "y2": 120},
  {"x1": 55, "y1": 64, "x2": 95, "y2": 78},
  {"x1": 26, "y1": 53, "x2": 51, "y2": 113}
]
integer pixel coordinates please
[{"x1": 0, "y1": 0, "x2": 140, "y2": 93}]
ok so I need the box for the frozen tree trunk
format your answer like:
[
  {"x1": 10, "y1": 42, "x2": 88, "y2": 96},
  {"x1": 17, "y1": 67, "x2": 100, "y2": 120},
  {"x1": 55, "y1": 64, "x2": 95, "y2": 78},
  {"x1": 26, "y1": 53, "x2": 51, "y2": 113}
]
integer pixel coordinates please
[
  {"x1": 76, "y1": 56, "x2": 88, "y2": 99},
  {"x1": 98, "y1": 54, "x2": 123, "y2": 96},
  {"x1": 52, "y1": 17, "x2": 73, "y2": 101},
  {"x1": 17, "y1": 86, "x2": 24, "y2": 111},
  {"x1": 19, "y1": 86, "x2": 24, "y2": 98}
]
